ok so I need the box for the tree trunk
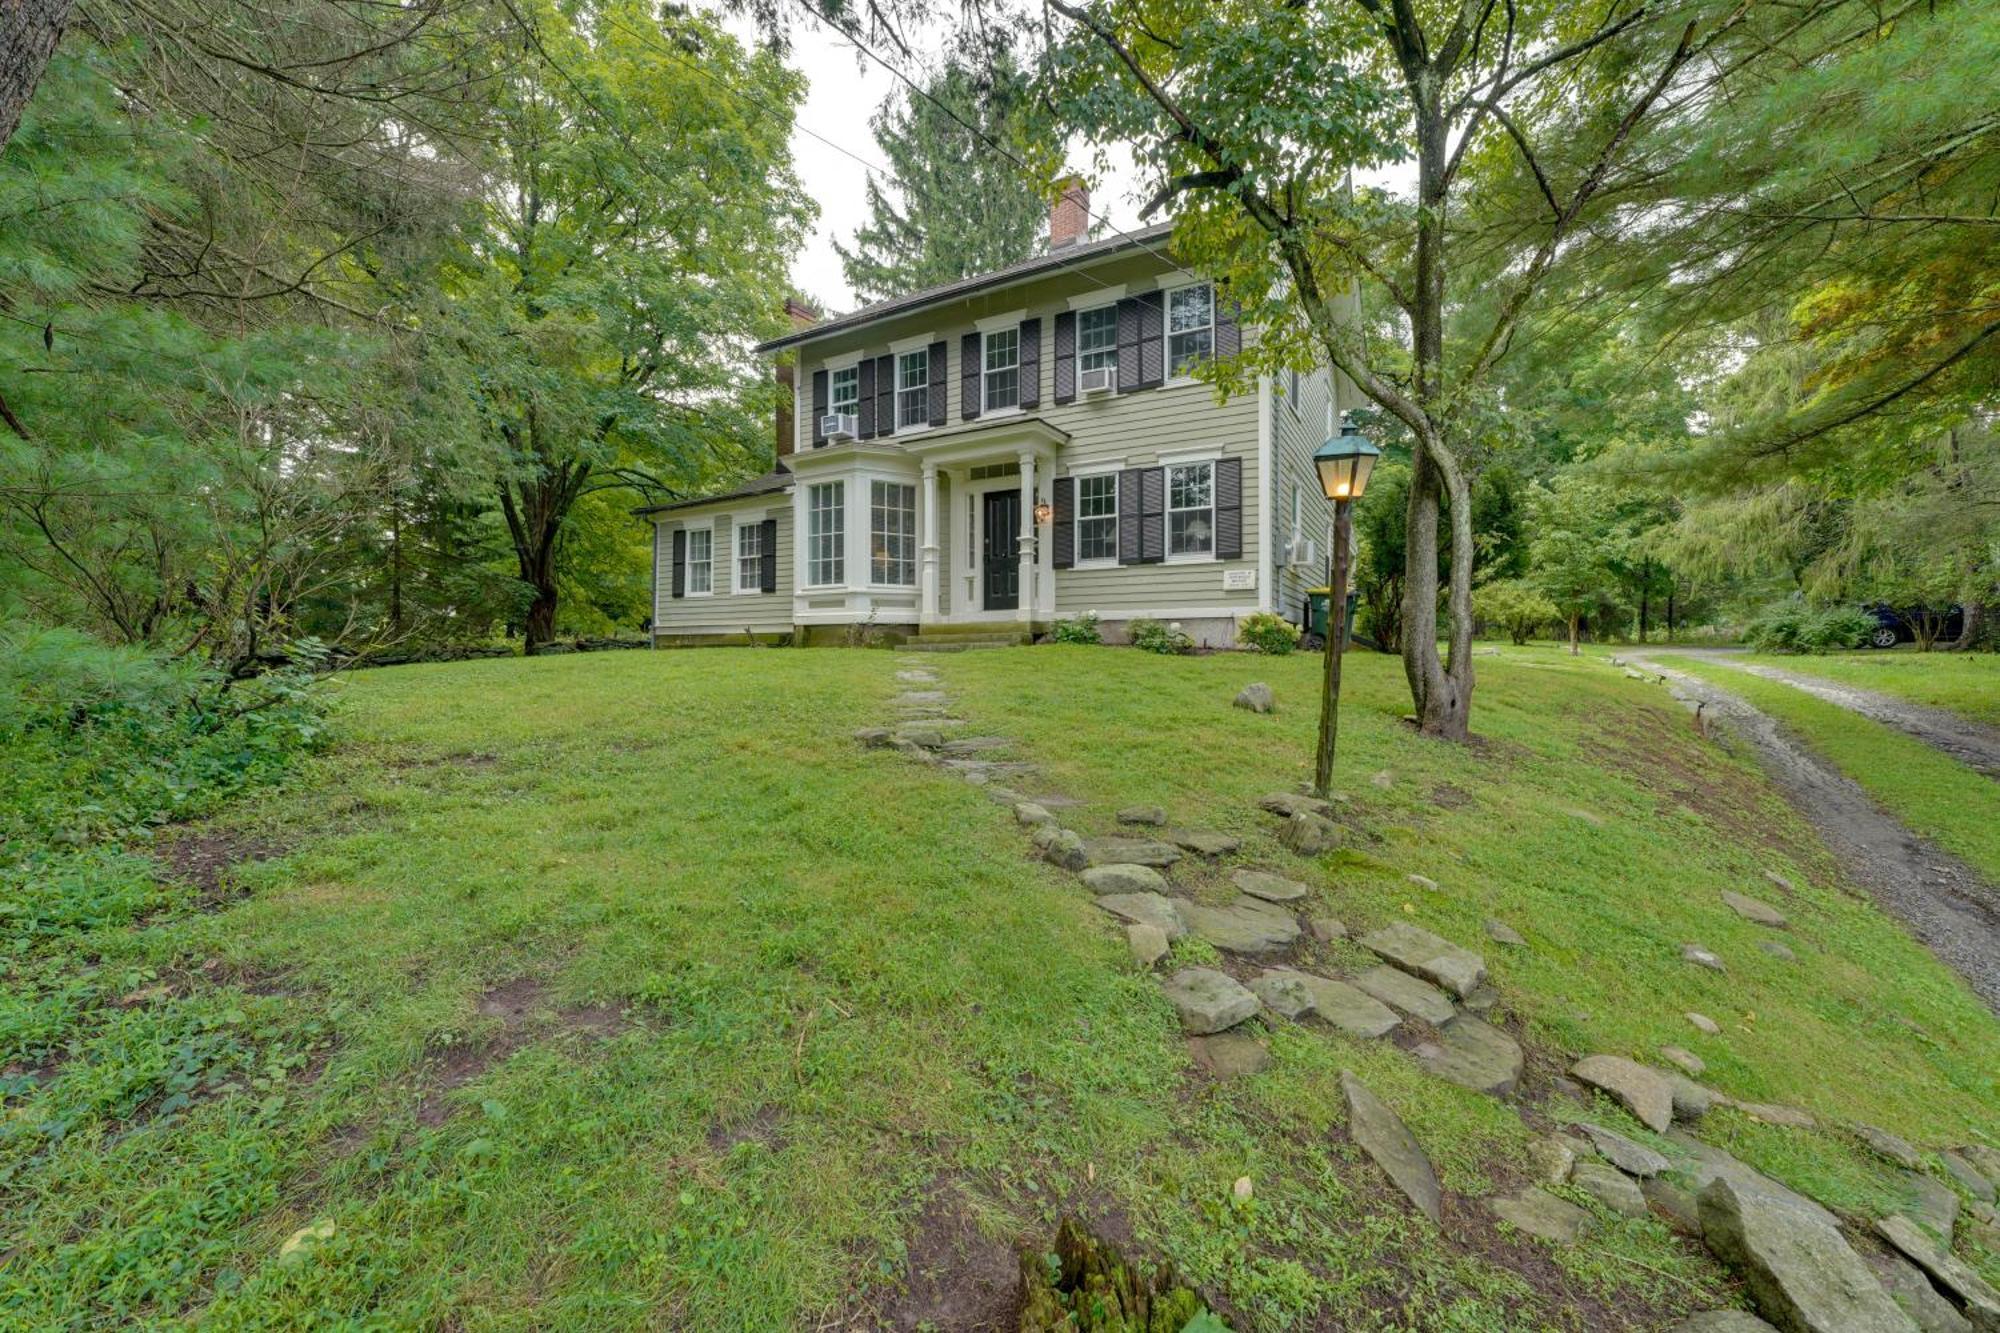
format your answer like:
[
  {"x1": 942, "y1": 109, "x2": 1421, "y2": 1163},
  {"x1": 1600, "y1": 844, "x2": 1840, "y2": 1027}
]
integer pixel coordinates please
[
  {"x1": 0, "y1": 0, "x2": 68, "y2": 152},
  {"x1": 1638, "y1": 560, "x2": 1650, "y2": 643},
  {"x1": 1568, "y1": 614, "x2": 1581, "y2": 655},
  {"x1": 1948, "y1": 600, "x2": 1986, "y2": 651}
]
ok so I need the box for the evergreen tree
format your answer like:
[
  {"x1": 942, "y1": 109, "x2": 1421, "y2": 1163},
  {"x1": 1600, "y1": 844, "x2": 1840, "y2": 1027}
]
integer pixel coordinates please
[{"x1": 834, "y1": 49, "x2": 1046, "y2": 304}]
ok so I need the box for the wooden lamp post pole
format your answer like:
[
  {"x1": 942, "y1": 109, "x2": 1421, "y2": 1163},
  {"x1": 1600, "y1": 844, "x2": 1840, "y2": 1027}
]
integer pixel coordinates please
[{"x1": 1314, "y1": 498, "x2": 1353, "y2": 800}]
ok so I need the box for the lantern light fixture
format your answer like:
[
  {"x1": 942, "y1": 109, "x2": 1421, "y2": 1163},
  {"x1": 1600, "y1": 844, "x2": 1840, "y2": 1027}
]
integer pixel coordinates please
[{"x1": 1313, "y1": 415, "x2": 1381, "y2": 502}]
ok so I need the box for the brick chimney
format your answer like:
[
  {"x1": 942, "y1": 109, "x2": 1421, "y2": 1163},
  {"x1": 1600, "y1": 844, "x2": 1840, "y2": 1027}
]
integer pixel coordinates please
[
  {"x1": 774, "y1": 298, "x2": 819, "y2": 461},
  {"x1": 1050, "y1": 178, "x2": 1089, "y2": 250}
]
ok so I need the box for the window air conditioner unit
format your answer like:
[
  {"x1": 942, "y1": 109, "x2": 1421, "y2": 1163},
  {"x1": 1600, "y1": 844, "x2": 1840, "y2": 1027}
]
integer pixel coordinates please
[
  {"x1": 820, "y1": 412, "x2": 858, "y2": 442},
  {"x1": 1079, "y1": 366, "x2": 1114, "y2": 395},
  {"x1": 1287, "y1": 537, "x2": 1318, "y2": 568}
]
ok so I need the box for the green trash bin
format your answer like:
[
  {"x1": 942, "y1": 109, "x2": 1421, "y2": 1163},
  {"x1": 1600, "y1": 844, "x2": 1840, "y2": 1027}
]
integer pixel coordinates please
[{"x1": 1305, "y1": 588, "x2": 1359, "y2": 646}]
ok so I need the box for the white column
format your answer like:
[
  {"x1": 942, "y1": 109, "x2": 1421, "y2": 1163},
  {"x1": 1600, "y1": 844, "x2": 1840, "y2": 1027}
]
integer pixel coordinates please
[
  {"x1": 1017, "y1": 450, "x2": 1037, "y2": 621},
  {"x1": 920, "y1": 461, "x2": 939, "y2": 624}
]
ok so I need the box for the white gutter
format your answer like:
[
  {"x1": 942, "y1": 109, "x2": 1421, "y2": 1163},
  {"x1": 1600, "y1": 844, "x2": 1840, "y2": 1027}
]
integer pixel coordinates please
[{"x1": 1256, "y1": 372, "x2": 1274, "y2": 615}]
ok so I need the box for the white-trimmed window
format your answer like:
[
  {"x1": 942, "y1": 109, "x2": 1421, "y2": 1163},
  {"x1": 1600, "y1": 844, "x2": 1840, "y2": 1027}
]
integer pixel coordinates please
[
  {"x1": 896, "y1": 350, "x2": 929, "y2": 428},
  {"x1": 1167, "y1": 283, "x2": 1214, "y2": 378},
  {"x1": 983, "y1": 327, "x2": 1020, "y2": 412},
  {"x1": 736, "y1": 521, "x2": 765, "y2": 594},
  {"x1": 686, "y1": 526, "x2": 713, "y2": 594},
  {"x1": 1076, "y1": 473, "x2": 1119, "y2": 563},
  {"x1": 1167, "y1": 460, "x2": 1215, "y2": 557},
  {"x1": 1077, "y1": 306, "x2": 1117, "y2": 376},
  {"x1": 807, "y1": 482, "x2": 844, "y2": 586},
  {"x1": 870, "y1": 480, "x2": 916, "y2": 586},
  {"x1": 830, "y1": 366, "x2": 860, "y2": 417}
]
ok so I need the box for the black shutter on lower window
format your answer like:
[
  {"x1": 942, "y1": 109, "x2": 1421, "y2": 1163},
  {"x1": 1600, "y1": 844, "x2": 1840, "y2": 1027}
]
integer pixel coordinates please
[
  {"x1": 1215, "y1": 457, "x2": 1243, "y2": 559},
  {"x1": 927, "y1": 340, "x2": 947, "y2": 426},
  {"x1": 1115, "y1": 298, "x2": 1141, "y2": 393},
  {"x1": 1018, "y1": 318, "x2": 1040, "y2": 409},
  {"x1": 1215, "y1": 295, "x2": 1242, "y2": 360},
  {"x1": 1118, "y1": 469, "x2": 1144, "y2": 564},
  {"x1": 1052, "y1": 311, "x2": 1076, "y2": 404},
  {"x1": 1139, "y1": 467, "x2": 1166, "y2": 562},
  {"x1": 671, "y1": 528, "x2": 687, "y2": 597},
  {"x1": 1051, "y1": 476, "x2": 1074, "y2": 569},
  {"x1": 874, "y1": 354, "x2": 894, "y2": 434},
  {"x1": 1137, "y1": 291, "x2": 1165, "y2": 388},
  {"x1": 856, "y1": 358, "x2": 876, "y2": 438},
  {"x1": 961, "y1": 331, "x2": 981, "y2": 420},
  {"x1": 760, "y1": 517, "x2": 778, "y2": 592},
  {"x1": 811, "y1": 370, "x2": 828, "y2": 447}
]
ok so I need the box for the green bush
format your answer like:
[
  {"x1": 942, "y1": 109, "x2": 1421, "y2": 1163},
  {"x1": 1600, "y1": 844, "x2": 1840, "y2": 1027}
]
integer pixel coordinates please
[
  {"x1": 1237, "y1": 611, "x2": 1301, "y2": 655},
  {"x1": 1744, "y1": 605, "x2": 1873, "y2": 654},
  {"x1": 1472, "y1": 579, "x2": 1560, "y2": 646},
  {"x1": 1051, "y1": 612, "x2": 1103, "y2": 645},
  {"x1": 1128, "y1": 618, "x2": 1194, "y2": 655}
]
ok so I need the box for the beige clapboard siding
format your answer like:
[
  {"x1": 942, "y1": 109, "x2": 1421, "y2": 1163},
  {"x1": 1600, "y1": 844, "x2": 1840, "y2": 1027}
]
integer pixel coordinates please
[
  {"x1": 793, "y1": 247, "x2": 1268, "y2": 619},
  {"x1": 651, "y1": 498, "x2": 794, "y2": 634},
  {"x1": 1271, "y1": 366, "x2": 1339, "y2": 624}
]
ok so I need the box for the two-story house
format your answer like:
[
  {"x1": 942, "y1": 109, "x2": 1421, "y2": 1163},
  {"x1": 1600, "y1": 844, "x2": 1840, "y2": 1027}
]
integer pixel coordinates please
[{"x1": 639, "y1": 185, "x2": 1355, "y2": 649}]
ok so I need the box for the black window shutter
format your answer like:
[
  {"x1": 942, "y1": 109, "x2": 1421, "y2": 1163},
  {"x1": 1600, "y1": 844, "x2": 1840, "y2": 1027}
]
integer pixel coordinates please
[
  {"x1": 1115, "y1": 298, "x2": 1142, "y2": 393},
  {"x1": 927, "y1": 340, "x2": 947, "y2": 426},
  {"x1": 874, "y1": 354, "x2": 894, "y2": 434},
  {"x1": 856, "y1": 358, "x2": 876, "y2": 438},
  {"x1": 1051, "y1": 476, "x2": 1074, "y2": 569},
  {"x1": 1139, "y1": 467, "x2": 1166, "y2": 562},
  {"x1": 960, "y1": 331, "x2": 982, "y2": 420},
  {"x1": 759, "y1": 517, "x2": 778, "y2": 592},
  {"x1": 671, "y1": 527, "x2": 687, "y2": 598},
  {"x1": 1216, "y1": 294, "x2": 1242, "y2": 360},
  {"x1": 1118, "y1": 469, "x2": 1145, "y2": 564},
  {"x1": 1052, "y1": 311, "x2": 1076, "y2": 404},
  {"x1": 1215, "y1": 457, "x2": 1243, "y2": 559},
  {"x1": 1018, "y1": 318, "x2": 1040, "y2": 409},
  {"x1": 811, "y1": 370, "x2": 828, "y2": 447},
  {"x1": 1137, "y1": 291, "x2": 1165, "y2": 388}
]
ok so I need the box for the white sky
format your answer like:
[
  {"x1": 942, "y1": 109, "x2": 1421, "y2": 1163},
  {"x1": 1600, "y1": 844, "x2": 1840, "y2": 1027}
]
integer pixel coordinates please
[{"x1": 709, "y1": 5, "x2": 1413, "y2": 314}]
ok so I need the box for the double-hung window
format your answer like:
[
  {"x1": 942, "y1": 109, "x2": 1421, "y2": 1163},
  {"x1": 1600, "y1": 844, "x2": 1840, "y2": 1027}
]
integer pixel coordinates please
[
  {"x1": 1167, "y1": 461, "x2": 1215, "y2": 557},
  {"x1": 896, "y1": 350, "x2": 929, "y2": 429},
  {"x1": 807, "y1": 482, "x2": 844, "y2": 586},
  {"x1": 1077, "y1": 306, "x2": 1117, "y2": 378},
  {"x1": 1076, "y1": 473, "x2": 1118, "y2": 563},
  {"x1": 830, "y1": 366, "x2": 860, "y2": 421},
  {"x1": 870, "y1": 480, "x2": 916, "y2": 586},
  {"x1": 1166, "y1": 283, "x2": 1214, "y2": 378},
  {"x1": 983, "y1": 328, "x2": 1020, "y2": 412},
  {"x1": 686, "y1": 526, "x2": 713, "y2": 594},
  {"x1": 736, "y1": 521, "x2": 764, "y2": 593}
]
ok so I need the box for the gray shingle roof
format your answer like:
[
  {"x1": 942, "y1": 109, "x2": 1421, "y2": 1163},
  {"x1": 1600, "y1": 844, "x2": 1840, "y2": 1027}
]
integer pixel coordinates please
[
  {"x1": 630, "y1": 468, "x2": 792, "y2": 517},
  {"x1": 754, "y1": 222, "x2": 1179, "y2": 355}
]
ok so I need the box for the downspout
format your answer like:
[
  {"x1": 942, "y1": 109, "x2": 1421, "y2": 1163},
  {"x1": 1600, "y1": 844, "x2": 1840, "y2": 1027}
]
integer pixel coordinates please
[
  {"x1": 1256, "y1": 372, "x2": 1274, "y2": 614},
  {"x1": 648, "y1": 518, "x2": 659, "y2": 648}
]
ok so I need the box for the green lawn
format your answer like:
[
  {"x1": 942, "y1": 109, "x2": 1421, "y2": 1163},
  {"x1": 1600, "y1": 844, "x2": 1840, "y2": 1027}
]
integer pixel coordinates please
[
  {"x1": 4, "y1": 645, "x2": 1996, "y2": 1329},
  {"x1": 1733, "y1": 650, "x2": 2000, "y2": 727},
  {"x1": 1666, "y1": 654, "x2": 2000, "y2": 885}
]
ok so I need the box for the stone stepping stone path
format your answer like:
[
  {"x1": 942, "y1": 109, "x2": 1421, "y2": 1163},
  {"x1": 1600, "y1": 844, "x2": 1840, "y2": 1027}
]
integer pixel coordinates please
[
  {"x1": 1080, "y1": 863, "x2": 1168, "y2": 896},
  {"x1": 1571, "y1": 1055, "x2": 1675, "y2": 1133},
  {"x1": 1170, "y1": 829, "x2": 1241, "y2": 857},
  {"x1": 1096, "y1": 892, "x2": 1185, "y2": 939},
  {"x1": 1116, "y1": 805, "x2": 1166, "y2": 825},
  {"x1": 1189, "y1": 1031, "x2": 1270, "y2": 1078},
  {"x1": 1876, "y1": 1214, "x2": 2000, "y2": 1327},
  {"x1": 1493, "y1": 1188, "x2": 1593, "y2": 1245},
  {"x1": 1572, "y1": 1160, "x2": 1648, "y2": 1218},
  {"x1": 1162, "y1": 967, "x2": 1259, "y2": 1034},
  {"x1": 1181, "y1": 896, "x2": 1301, "y2": 955},
  {"x1": 1413, "y1": 1014, "x2": 1523, "y2": 1096},
  {"x1": 1350, "y1": 965, "x2": 1457, "y2": 1025},
  {"x1": 1231, "y1": 867, "x2": 1311, "y2": 903},
  {"x1": 1359, "y1": 922, "x2": 1487, "y2": 999},
  {"x1": 1699, "y1": 1174, "x2": 1913, "y2": 1333},
  {"x1": 1576, "y1": 1123, "x2": 1669, "y2": 1177},
  {"x1": 1342, "y1": 1072, "x2": 1441, "y2": 1223},
  {"x1": 1722, "y1": 890, "x2": 1789, "y2": 928},
  {"x1": 1267, "y1": 969, "x2": 1400, "y2": 1038},
  {"x1": 1082, "y1": 837, "x2": 1181, "y2": 869}
]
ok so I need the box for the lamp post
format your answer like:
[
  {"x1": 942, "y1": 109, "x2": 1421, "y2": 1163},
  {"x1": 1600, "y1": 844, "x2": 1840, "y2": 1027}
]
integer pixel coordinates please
[{"x1": 1311, "y1": 416, "x2": 1381, "y2": 799}]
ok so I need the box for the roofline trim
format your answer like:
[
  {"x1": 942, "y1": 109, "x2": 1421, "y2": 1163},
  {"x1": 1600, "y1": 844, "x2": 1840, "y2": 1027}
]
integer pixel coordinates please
[{"x1": 754, "y1": 224, "x2": 1176, "y2": 356}]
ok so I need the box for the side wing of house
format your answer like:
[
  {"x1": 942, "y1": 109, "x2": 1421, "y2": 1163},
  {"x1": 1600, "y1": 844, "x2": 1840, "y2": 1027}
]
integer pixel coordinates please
[{"x1": 650, "y1": 490, "x2": 795, "y2": 646}]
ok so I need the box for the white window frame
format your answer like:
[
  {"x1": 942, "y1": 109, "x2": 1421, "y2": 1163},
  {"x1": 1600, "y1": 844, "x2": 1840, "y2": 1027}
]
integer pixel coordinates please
[
  {"x1": 1165, "y1": 457, "x2": 1218, "y2": 561},
  {"x1": 806, "y1": 482, "x2": 845, "y2": 587},
  {"x1": 982, "y1": 327, "x2": 1021, "y2": 414},
  {"x1": 1072, "y1": 468, "x2": 1120, "y2": 567},
  {"x1": 735, "y1": 517, "x2": 767, "y2": 595},
  {"x1": 685, "y1": 523, "x2": 714, "y2": 596},
  {"x1": 869, "y1": 478, "x2": 917, "y2": 587},
  {"x1": 894, "y1": 349, "x2": 930, "y2": 431},
  {"x1": 1164, "y1": 281, "x2": 1215, "y2": 382},
  {"x1": 829, "y1": 364, "x2": 861, "y2": 418},
  {"x1": 1076, "y1": 305, "x2": 1118, "y2": 381}
]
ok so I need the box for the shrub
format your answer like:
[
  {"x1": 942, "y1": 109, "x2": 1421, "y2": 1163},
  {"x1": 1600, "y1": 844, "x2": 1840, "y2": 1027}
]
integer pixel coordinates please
[
  {"x1": 1744, "y1": 604, "x2": 1873, "y2": 654},
  {"x1": 1472, "y1": 579, "x2": 1560, "y2": 646},
  {"x1": 1238, "y1": 611, "x2": 1302, "y2": 656},
  {"x1": 1129, "y1": 618, "x2": 1194, "y2": 655},
  {"x1": 1051, "y1": 612, "x2": 1102, "y2": 645}
]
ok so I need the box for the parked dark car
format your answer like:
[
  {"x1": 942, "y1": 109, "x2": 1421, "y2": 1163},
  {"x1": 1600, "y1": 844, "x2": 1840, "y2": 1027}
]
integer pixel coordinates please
[{"x1": 1863, "y1": 602, "x2": 1964, "y2": 648}]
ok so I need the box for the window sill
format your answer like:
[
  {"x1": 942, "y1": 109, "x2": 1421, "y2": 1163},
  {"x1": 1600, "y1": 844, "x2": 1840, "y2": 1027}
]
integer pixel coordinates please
[
  {"x1": 980, "y1": 405, "x2": 1025, "y2": 420},
  {"x1": 1164, "y1": 551, "x2": 1218, "y2": 565},
  {"x1": 1070, "y1": 559, "x2": 1119, "y2": 571}
]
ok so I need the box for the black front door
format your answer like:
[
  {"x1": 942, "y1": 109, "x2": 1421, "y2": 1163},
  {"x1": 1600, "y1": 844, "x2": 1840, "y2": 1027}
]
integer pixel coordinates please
[{"x1": 982, "y1": 489, "x2": 1021, "y2": 612}]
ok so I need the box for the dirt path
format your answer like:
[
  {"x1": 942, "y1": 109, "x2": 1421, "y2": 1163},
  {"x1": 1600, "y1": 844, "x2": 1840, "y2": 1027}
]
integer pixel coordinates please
[
  {"x1": 1665, "y1": 649, "x2": 2000, "y2": 779},
  {"x1": 1627, "y1": 652, "x2": 2000, "y2": 1015}
]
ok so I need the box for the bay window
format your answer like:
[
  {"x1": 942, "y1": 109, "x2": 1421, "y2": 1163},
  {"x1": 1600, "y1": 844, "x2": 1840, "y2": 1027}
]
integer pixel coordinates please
[
  {"x1": 807, "y1": 482, "x2": 844, "y2": 586},
  {"x1": 870, "y1": 480, "x2": 917, "y2": 586}
]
